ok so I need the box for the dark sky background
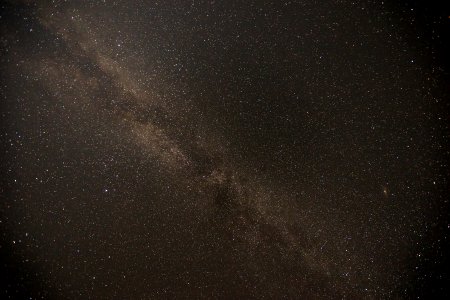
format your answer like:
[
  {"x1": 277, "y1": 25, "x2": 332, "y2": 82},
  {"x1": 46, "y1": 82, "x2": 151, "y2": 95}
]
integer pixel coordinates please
[{"x1": 0, "y1": 0, "x2": 449, "y2": 299}]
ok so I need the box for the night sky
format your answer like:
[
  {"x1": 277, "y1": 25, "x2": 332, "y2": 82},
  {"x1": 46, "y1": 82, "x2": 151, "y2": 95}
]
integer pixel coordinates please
[{"x1": 1, "y1": 0, "x2": 449, "y2": 299}]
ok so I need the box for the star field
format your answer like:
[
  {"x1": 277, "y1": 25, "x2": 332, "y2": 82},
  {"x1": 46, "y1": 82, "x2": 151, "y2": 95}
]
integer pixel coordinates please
[{"x1": 0, "y1": 0, "x2": 449, "y2": 299}]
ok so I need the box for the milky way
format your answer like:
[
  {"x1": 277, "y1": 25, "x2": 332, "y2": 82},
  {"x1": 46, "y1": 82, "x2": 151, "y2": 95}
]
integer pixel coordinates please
[{"x1": 1, "y1": 1, "x2": 448, "y2": 299}]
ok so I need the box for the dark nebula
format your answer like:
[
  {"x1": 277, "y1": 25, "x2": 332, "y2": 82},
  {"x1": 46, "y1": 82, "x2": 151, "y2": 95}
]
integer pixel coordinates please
[{"x1": 1, "y1": 0, "x2": 449, "y2": 299}]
